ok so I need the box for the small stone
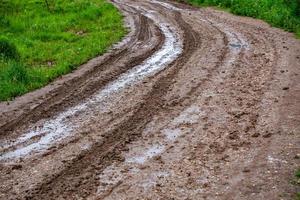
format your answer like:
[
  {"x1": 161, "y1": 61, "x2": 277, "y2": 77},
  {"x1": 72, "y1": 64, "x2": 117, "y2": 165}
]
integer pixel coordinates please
[
  {"x1": 11, "y1": 164, "x2": 22, "y2": 170},
  {"x1": 242, "y1": 168, "x2": 250, "y2": 173},
  {"x1": 263, "y1": 131, "x2": 272, "y2": 138},
  {"x1": 138, "y1": 165, "x2": 147, "y2": 170},
  {"x1": 251, "y1": 132, "x2": 260, "y2": 137},
  {"x1": 294, "y1": 154, "x2": 300, "y2": 159},
  {"x1": 203, "y1": 183, "x2": 209, "y2": 188},
  {"x1": 221, "y1": 154, "x2": 230, "y2": 161},
  {"x1": 282, "y1": 87, "x2": 289, "y2": 90},
  {"x1": 280, "y1": 70, "x2": 285, "y2": 73}
]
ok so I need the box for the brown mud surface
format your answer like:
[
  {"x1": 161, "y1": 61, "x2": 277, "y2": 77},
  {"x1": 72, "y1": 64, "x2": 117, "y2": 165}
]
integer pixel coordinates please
[{"x1": 0, "y1": 0, "x2": 299, "y2": 199}]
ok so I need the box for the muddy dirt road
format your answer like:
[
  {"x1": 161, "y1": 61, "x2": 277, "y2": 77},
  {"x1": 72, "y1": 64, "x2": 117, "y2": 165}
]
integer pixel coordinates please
[{"x1": 0, "y1": 0, "x2": 300, "y2": 199}]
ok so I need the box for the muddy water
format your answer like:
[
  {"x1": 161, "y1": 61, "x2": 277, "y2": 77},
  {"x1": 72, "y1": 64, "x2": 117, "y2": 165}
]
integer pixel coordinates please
[{"x1": 0, "y1": 8, "x2": 183, "y2": 161}]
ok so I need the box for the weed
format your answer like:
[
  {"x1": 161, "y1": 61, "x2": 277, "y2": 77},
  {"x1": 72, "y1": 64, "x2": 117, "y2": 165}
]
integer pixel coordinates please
[
  {"x1": 0, "y1": 0, "x2": 126, "y2": 101},
  {"x1": 295, "y1": 169, "x2": 300, "y2": 200},
  {"x1": 0, "y1": 37, "x2": 20, "y2": 60},
  {"x1": 183, "y1": 0, "x2": 300, "y2": 37}
]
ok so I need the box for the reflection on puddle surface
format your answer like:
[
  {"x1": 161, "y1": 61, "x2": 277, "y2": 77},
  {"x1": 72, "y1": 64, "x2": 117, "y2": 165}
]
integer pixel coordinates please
[
  {"x1": 126, "y1": 105, "x2": 203, "y2": 165},
  {"x1": 162, "y1": 128, "x2": 182, "y2": 141},
  {"x1": 172, "y1": 105, "x2": 204, "y2": 125},
  {"x1": 139, "y1": 171, "x2": 170, "y2": 190},
  {"x1": 229, "y1": 43, "x2": 242, "y2": 49},
  {"x1": 126, "y1": 144, "x2": 165, "y2": 164}
]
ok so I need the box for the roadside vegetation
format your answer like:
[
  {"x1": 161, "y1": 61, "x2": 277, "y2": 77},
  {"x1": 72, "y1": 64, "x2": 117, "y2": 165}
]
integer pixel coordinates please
[
  {"x1": 0, "y1": 0, "x2": 126, "y2": 101},
  {"x1": 296, "y1": 169, "x2": 300, "y2": 200},
  {"x1": 182, "y1": 0, "x2": 300, "y2": 37}
]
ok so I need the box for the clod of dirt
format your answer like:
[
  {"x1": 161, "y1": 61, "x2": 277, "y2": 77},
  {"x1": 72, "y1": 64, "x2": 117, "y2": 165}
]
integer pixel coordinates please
[
  {"x1": 262, "y1": 131, "x2": 273, "y2": 138},
  {"x1": 294, "y1": 154, "x2": 300, "y2": 159},
  {"x1": 11, "y1": 164, "x2": 23, "y2": 170},
  {"x1": 282, "y1": 87, "x2": 290, "y2": 90},
  {"x1": 242, "y1": 167, "x2": 251, "y2": 173},
  {"x1": 251, "y1": 132, "x2": 260, "y2": 137}
]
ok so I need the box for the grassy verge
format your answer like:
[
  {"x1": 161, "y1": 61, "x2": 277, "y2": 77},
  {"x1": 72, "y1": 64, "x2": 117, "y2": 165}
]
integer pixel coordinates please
[
  {"x1": 296, "y1": 169, "x2": 300, "y2": 200},
  {"x1": 0, "y1": 0, "x2": 126, "y2": 101},
  {"x1": 180, "y1": 0, "x2": 300, "y2": 38}
]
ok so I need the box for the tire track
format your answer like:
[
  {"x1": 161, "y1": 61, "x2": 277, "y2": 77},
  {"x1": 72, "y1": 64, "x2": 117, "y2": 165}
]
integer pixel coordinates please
[{"x1": 0, "y1": 0, "x2": 299, "y2": 199}]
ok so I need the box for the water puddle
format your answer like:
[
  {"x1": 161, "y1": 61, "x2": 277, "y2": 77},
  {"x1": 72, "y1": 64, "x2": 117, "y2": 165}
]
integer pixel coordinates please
[
  {"x1": 95, "y1": 164, "x2": 128, "y2": 197},
  {"x1": 139, "y1": 171, "x2": 170, "y2": 190},
  {"x1": 126, "y1": 144, "x2": 165, "y2": 164},
  {"x1": 0, "y1": 8, "x2": 183, "y2": 161},
  {"x1": 171, "y1": 105, "x2": 203, "y2": 125},
  {"x1": 162, "y1": 128, "x2": 182, "y2": 141},
  {"x1": 125, "y1": 105, "x2": 202, "y2": 165},
  {"x1": 229, "y1": 43, "x2": 242, "y2": 49},
  {"x1": 198, "y1": 17, "x2": 249, "y2": 57},
  {"x1": 151, "y1": 0, "x2": 182, "y2": 11}
]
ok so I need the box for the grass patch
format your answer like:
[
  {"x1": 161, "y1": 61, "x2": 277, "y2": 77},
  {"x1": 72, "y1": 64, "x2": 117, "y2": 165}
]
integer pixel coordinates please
[
  {"x1": 0, "y1": 0, "x2": 126, "y2": 101},
  {"x1": 180, "y1": 0, "x2": 300, "y2": 37},
  {"x1": 296, "y1": 169, "x2": 300, "y2": 179},
  {"x1": 295, "y1": 169, "x2": 300, "y2": 200}
]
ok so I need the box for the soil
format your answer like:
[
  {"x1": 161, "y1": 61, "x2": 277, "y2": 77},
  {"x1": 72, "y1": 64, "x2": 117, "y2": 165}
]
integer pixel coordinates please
[{"x1": 0, "y1": 0, "x2": 299, "y2": 199}]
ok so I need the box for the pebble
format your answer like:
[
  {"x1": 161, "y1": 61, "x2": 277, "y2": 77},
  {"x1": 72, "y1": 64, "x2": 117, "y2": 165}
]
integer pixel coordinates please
[
  {"x1": 263, "y1": 131, "x2": 272, "y2": 138},
  {"x1": 11, "y1": 164, "x2": 22, "y2": 170},
  {"x1": 251, "y1": 132, "x2": 260, "y2": 137},
  {"x1": 242, "y1": 167, "x2": 250, "y2": 173}
]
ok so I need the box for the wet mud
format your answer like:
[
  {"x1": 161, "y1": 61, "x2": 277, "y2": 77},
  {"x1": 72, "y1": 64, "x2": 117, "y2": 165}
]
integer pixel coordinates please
[{"x1": 0, "y1": 0, "x2": 299, "y2": 199}]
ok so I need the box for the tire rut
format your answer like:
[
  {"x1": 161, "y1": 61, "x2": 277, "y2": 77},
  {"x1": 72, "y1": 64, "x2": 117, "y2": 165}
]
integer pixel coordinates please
[
  {"x1": 17, "y1": 9, "x2": 201, "y2": 200},
  {"x1": 0, "y1": 0, "x2": 299, "y2": 200}
]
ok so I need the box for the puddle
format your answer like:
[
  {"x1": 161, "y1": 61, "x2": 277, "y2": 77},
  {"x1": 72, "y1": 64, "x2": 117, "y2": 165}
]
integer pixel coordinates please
[
  {"x1": 151, "y1": 0, "x2": 182, "y2": 11},
  {"x1": 126, "y1": 144, "x2": 165, "y2": 164},
  {"x1": 98, "y1": 165, "x2": 124, "y2": 185},
  {"x1": 171, "y1": 105, "x2": 203, "y2": 125},
  {"x1": 0, "y1": 8, "x2": 183, "y2": 161},
  {"x1": 198, "y1": 17, "x2": 248, "y2": 58},
  {"x1": 139, "y1": 171, "x2": 170, "y2": 190},
  {"x1": 229, "y1": 43, "x2": 242, "y2": 49},
  {"x1": 125, "y1": 105, "x2": 201, "y2": 165},
  {"x1": 162, "y1": 128, "x2": 182, "y2": 141},
  {"x1": 223, "y1": 29, "x2": 248, "y2": 54}
]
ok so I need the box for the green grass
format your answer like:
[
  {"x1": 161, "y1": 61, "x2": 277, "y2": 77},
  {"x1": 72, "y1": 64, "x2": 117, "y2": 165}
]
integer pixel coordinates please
[
  {"x1": 181, "y1": 0, "x2": 300, "y2": 38},
  {"x1": 295, "y1": 169, "x2": 300, "y2": 200},
  {"x1": 0, "y1": 0, "x2": 126, "y2": 101}
]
